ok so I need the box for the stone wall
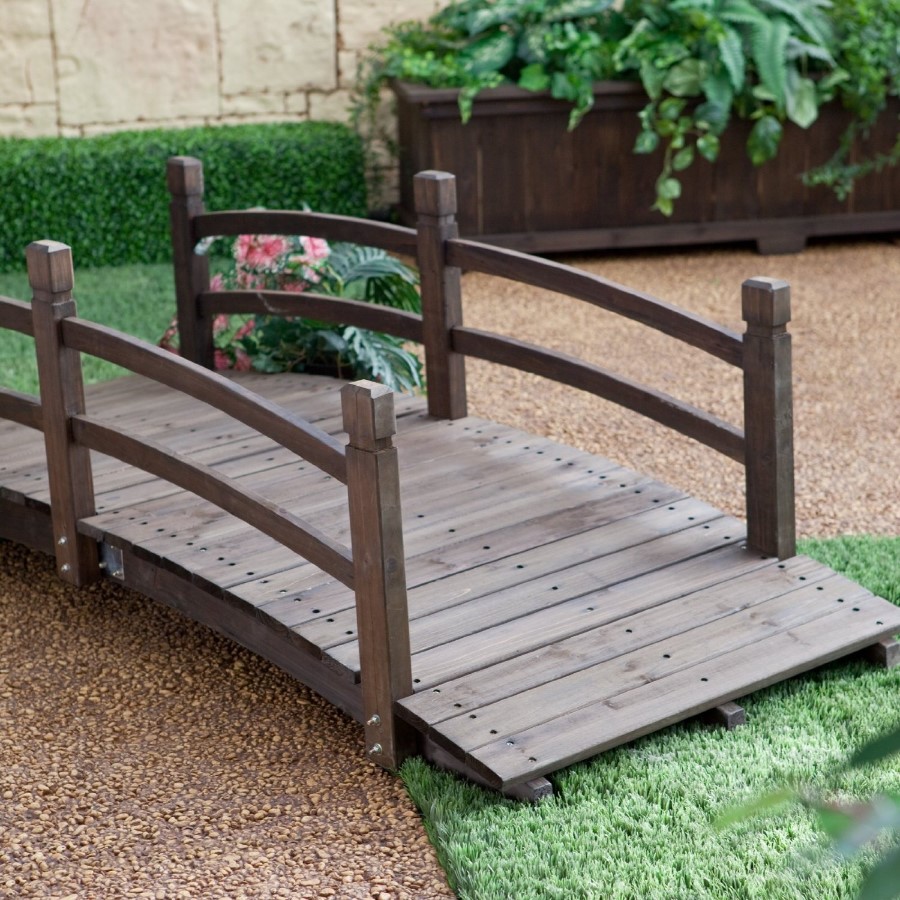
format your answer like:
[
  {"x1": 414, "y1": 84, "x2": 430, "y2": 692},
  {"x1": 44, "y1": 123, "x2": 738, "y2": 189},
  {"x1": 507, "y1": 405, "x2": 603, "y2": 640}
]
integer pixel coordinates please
[{"x1": 0, "y1": 0, "x2": 440, "y2": 137}]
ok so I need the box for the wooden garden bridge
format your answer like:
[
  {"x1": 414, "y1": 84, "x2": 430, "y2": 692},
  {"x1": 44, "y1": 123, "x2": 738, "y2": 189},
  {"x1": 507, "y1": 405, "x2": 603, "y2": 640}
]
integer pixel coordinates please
[{"x1": 0, "y1": 158, "x2": 896, "y2": 798}]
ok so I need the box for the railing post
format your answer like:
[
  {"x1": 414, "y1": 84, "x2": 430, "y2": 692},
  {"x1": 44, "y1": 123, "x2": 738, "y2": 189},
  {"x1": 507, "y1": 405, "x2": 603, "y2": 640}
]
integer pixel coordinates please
[
  {"x1": 167, "y1": 155, "x2": 213, "y2": 369},
  {"x1": 341, "y1": 380, "x2": 416, "y2": 769},
  {"x1": 26, "y1": 241, "x2": 99, "y2": 586},
  {"x1": 742, "y1": 276, "x2": 796, "y2": 559},
  {"x1": 414, "y1": 171, "x2": 468, "y2": 419}
]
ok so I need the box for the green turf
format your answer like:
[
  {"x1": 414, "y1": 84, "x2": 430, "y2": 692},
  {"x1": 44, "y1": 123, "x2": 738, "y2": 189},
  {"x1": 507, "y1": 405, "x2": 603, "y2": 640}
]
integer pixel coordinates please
[
  {"x1": 0, "y1": 263, "x2": 177, "y2": 393},
  {"x1": 402, "y1": 536, "x2": 900, "y2": 900}
]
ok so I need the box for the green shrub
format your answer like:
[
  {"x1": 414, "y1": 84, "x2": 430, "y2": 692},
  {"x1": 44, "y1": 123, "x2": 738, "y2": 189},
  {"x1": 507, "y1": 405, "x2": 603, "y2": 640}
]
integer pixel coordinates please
[{"x1": 0, "y1": 122, "x2": 367, "y2": 273}]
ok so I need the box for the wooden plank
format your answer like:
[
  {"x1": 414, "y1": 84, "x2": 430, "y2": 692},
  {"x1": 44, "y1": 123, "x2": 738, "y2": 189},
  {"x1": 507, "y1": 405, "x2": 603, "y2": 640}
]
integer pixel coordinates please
[
  {"x1": 467, "y1": 591, "x2": 900, "y2": 788},
  {"x1": 397, "y1": 552, "x2": 825, "y2": 731},
  {"x1": 329, "y1": 516, "x2": 749, "y2": 679},
  {"x1": 305, "y1": 497, "x2": 726, "y2": 652},
  {"x1": 429, "y1": 570, "x2": 869, "y2": 755}
]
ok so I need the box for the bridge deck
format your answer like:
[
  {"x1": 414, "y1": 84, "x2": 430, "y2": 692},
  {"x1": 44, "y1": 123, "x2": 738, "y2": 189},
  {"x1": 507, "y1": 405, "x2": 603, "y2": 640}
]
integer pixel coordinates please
[{"x1": 2, "y1": 371, "x2": 897, "y2": 793}]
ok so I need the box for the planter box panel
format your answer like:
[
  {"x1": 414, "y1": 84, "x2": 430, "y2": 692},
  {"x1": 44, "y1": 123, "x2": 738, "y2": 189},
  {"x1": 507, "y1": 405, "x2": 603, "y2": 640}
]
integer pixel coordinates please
[{"x1": 395, "y1": 81, "x2": 900, "y2": 253}]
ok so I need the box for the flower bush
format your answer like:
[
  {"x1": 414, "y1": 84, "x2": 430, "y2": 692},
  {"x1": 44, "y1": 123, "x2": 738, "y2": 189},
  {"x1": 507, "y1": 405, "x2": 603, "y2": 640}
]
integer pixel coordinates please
[{"x1": 159, "y1": 232, "x2": 423, "y2": 393}]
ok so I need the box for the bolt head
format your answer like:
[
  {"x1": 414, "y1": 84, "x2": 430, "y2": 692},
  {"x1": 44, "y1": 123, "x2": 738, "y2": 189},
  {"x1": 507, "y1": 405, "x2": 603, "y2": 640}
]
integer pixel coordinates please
[
  {"x1": 57, "y1": 536, "x2": 67, "y2": 545},
  {"x1": 368, "y1": 743, "x2": 383, "y2": 756},
  {"x1": 60, "y1": 563, "x2": 71, "y2": 573}
]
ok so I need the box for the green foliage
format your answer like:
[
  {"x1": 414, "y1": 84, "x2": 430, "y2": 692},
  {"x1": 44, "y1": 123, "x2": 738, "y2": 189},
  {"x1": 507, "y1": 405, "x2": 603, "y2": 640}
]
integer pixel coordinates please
[
  {"x1": 357, "y1": 0, "x2": 899, "y2": 215},
  {"x1": 242, "y1": 241, "x2": 424, "y2": 393},
  {"x1": 0, "y1": 123, "x2": 367, "y2": 274}
]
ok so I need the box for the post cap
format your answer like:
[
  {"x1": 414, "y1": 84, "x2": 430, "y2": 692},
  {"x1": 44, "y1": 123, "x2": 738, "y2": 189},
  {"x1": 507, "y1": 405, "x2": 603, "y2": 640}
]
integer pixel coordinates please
[
  {"x1": 414, "y1": 171, "x2": 457, "y2": 217},
  {"x1": 742, "y1": 276, "x2": 791, "y2": 327},
  {"x1": 342, "y1": 380, "x2": 396, "y2": 448},
  {"x1": 26, "y1": 240, "x2": 74, "y2": 294},
  {"x1": 166, "y1": 156, "x2": 204, "y2": 196}
]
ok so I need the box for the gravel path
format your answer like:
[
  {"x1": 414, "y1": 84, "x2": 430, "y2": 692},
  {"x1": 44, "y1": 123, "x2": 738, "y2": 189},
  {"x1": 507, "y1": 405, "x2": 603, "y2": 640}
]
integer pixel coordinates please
[{"x1": 1, "y1": 239, "x2": 896, "y2": 897}]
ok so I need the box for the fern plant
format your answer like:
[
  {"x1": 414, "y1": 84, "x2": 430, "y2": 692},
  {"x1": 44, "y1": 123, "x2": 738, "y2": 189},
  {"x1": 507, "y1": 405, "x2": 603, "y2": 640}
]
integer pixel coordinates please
[{"x1": 356, "y1": 0, "x2": 897, "y2": 215}]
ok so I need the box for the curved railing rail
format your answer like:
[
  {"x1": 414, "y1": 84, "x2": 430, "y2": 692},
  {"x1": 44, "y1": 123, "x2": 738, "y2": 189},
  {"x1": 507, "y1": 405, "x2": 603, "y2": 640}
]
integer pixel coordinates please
[
  {"x1": 201, "y1": 289, "x2": 424, "y2": 343},
  {"x1": 452, "y1": 326, "x2": 744, "y2": 461},
  {"x1": 61, "y1": 317, "x2": 347, "y2": 481},
  {"x1": 0, "y1": 297, "x2": 42, "y2": 429},
  {"x1": 70, "y1": 414, "x2": 354, "y2": 585},
  {"x1": 446, "y1": 239, "x2": 744, "y2": 367},
  {"x1": 194, "y1": 210, "x2": 418, "y2": 256}
]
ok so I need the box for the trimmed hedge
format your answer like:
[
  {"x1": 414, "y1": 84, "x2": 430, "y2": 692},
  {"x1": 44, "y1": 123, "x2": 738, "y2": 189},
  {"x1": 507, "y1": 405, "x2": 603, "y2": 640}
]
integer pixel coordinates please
[{"x1": 0, "y1": 121, "x2": 367, "y2": 273}]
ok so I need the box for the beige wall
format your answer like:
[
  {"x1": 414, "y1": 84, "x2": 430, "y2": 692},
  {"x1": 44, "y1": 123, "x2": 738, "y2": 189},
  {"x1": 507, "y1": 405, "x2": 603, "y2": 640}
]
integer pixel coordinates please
[{"x1": 0, "y1": 0, "x2": 440, "y2": 137}]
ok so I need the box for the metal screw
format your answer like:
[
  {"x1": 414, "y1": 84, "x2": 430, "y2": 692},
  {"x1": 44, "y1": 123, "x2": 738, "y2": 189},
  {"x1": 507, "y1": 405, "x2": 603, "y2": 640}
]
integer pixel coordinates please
[
  {"x1": 57, "y1": 536, "x2": 67, "y2": 546},
  {"x1": 366, "y1": 714, "x2": 381, "y2": 727},
  {"x1": 368, "y1": 743, "x2": 383, "y2": 756},
  {"x1": 60, "y1": 564, "x2": 71, "y2": 574}
]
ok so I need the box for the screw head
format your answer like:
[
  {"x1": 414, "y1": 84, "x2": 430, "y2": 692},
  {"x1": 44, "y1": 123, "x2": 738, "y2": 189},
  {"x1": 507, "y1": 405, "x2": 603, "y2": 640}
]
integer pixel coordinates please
[
  {"x1": 368, "y1": 743, "x2": 383, "y2": 756},
  {"x1": 60, "y1": 563, "x2": 71, "y2": 573},
  {"x1": 57, "y1": 536, "x2": 67, "y2": 546},
  {"x1": 366, "y1": 714, "x2": 381, "y2": 727}
]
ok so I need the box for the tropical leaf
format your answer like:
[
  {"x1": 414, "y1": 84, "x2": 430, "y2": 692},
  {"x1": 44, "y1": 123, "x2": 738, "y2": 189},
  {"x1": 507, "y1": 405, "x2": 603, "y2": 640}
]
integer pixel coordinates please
[
  {"x1": 849, "y1": 724, "x2": 900, "y2": 769},
  {"x1": 747, "y1": 114, "x2": 783, "y2": 164},
  {"x1": 544, "y1": 0, "x2": 615, "y2": 23},
  {"x1": 718, "y1": 24, "x2": 746, "y2": 92},
  {"x1": 785, "y1": 71, "x2": 820, "y2": 128},
  {"x1": 463, "y1": 30, "x2": 517, "y2": 75},
  {"x1": 859, "y1": 844, "x2": 900, "y2": 900},
  {"x1": 720, "y1": 0, "x2": 771, "y2": 29},
  {"x1": 750, "y1": 17, "x2": 790, "y2": 109},
  {"x1": 758, "y1": 0, "x2": 834, "y2": 48}
]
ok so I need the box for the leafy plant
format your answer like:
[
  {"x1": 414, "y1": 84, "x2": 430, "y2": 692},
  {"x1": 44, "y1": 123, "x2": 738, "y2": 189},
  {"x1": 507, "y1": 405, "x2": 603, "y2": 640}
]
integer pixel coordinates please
[
  {"x1": 722, "y1": 723, "x2": 900, "y2": 900},
  {"x1": 160, "y1": 235, "x2": 423, "y2": 393},
  {"x1": 356, "y1": 0, "x2": 899, "y2": 215}
]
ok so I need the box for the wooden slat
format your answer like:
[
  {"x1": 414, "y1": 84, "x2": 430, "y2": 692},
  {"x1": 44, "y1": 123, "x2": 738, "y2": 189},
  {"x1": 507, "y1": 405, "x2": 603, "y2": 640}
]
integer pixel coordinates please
[
  {"x1": 71, "y1": 414, "x2": 355, "y2": 586},
  {"x1": 467, "y1": 590, "x2": 900, "y2": 788},
  {"x1": 61, "y1": 317, "x2": 348, "y2": 481},
  {"x1": 398, "y1": 553, "x2": 825, "y2": 731},
  {"x1": 201, "y1": 290, "x2": 424, "y2": 343},
  {"x1": 194, "y1": 210, "x2": 418, "y2": 256},
  {"x1": 446, "y1": 238, "x2": 744, "y2": 367},
  {"x1": 452, "y1": 326, "x2": 745, "y2": 461}
]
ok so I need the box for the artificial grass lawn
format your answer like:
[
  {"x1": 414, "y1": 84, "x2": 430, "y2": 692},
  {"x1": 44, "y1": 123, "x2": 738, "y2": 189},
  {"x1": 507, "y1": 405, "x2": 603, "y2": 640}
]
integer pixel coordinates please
[
  {"x1": 402, "y1": 535, "x2": 900, "y2": 900},
  {"x1": 2, "y1": 264, "x2": 897, "y2": 897}
]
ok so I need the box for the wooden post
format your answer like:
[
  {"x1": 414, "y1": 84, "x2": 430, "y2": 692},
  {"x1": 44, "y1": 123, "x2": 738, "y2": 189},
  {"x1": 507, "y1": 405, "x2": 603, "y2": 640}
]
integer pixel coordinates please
[
  {"x1": 27, "y1": 241, "x2": 99, "y2": 586},
  {"x1": 742, "y1": 276, "x2": 796, "y2": 559},
  {"x1": 342, "y1": 380, "x2": 416, "y2": 769},
  {"x1": 414, "y1": 171, "x2": 468, "y2": 419},
  {"x1": 167, "y1": 155, "x2": 213, "y2": 369}
]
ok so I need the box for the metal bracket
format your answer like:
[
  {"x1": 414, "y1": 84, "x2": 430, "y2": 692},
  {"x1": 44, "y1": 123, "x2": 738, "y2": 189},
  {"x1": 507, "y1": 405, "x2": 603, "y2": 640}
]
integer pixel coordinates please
[{"x1": 100, "y1": 543, "x2": 125, "y2": 580}]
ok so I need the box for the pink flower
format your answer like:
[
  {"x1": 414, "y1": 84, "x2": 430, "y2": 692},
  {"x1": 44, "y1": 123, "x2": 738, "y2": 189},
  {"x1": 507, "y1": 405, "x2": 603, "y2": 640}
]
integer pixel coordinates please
[
  {"x1": 212, "y1": 314, "x2": 230, "y2": 336},
  {"x1": 235, "y1": 234, "x2": 289, "y2": 270},
  {"x1": 233, "y1": 348, "x2": 253, "y2": 372},
  {"x1": 236, "y1": 269, "x2": 265, "y2": 290},
  {"x1": 209, "y1": 273, "x2": 225, "y2": 292},
  {"x1": 234, "y1": 319, "x2": 256, "y2": 340},
  {"x1": 281, "y1": 279, "x2": 308, "y2": 293},
  {"x1": 214, "y1": 349, "x2": 232, "y2": 370},
  {"x1": 300, "y1": 235, "x2": 330, "y2": 262}
]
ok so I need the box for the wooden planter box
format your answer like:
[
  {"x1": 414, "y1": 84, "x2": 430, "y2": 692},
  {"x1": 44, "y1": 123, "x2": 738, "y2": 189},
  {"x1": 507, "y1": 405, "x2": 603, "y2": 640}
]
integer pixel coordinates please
[{"x1": 394, "y1": 80, "x2": 900, "y2": 253}]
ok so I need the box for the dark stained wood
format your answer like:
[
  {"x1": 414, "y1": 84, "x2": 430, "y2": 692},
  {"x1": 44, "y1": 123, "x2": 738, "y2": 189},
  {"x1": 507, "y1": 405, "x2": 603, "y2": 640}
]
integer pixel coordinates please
[
  {"x1": 394, "y1": 80, "x2": 900, "y2": 254},
  {"x1": 0, "y1": 295, "x2": 35, "y2": 335},
  {"x1": 865, "y1": 637, "x2": 899, "y2": 669},
  {"x1": 342, "y1": 381, "x2": 416, "y2": 769},
  {"x1": 742, "y1": 278, "x2": 796, "y2": 559},
  {"x1": 414, "y1": 171, "x2": 468, "y2": 419},
  {"x1": 446, "y1": 239, "x2": 744, "y2": 367},
  {"x1": 71, "y1": 414, "x2": 354, "y2": 586},
  {"x1": 702, "y1": 702, "x2": 747, "y2": 730},
  {"x1": 167, "y1": 156, "x2": 213, "y2": 368},
  {"x1": 26, "y1": 241, "x2": 100, "y2": 586},
  {"x1": 61, "y1": 317, "x2": 348, "y2": 482},
  {"x1": 201, "y1": 290, "x2": 424, "y2": 343},
  {"x1": 0, "y1": 388, "x2": 42, "y2": 430},
  {"x1": 195, "y1": 210, "x2": 418, "y2": 256},
  {"x1": 0, "y1": 497, "x2": 54, "y2": 554},
  {"x1": 452, "y1": 326, "x2": 744, "y2": 461}
]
